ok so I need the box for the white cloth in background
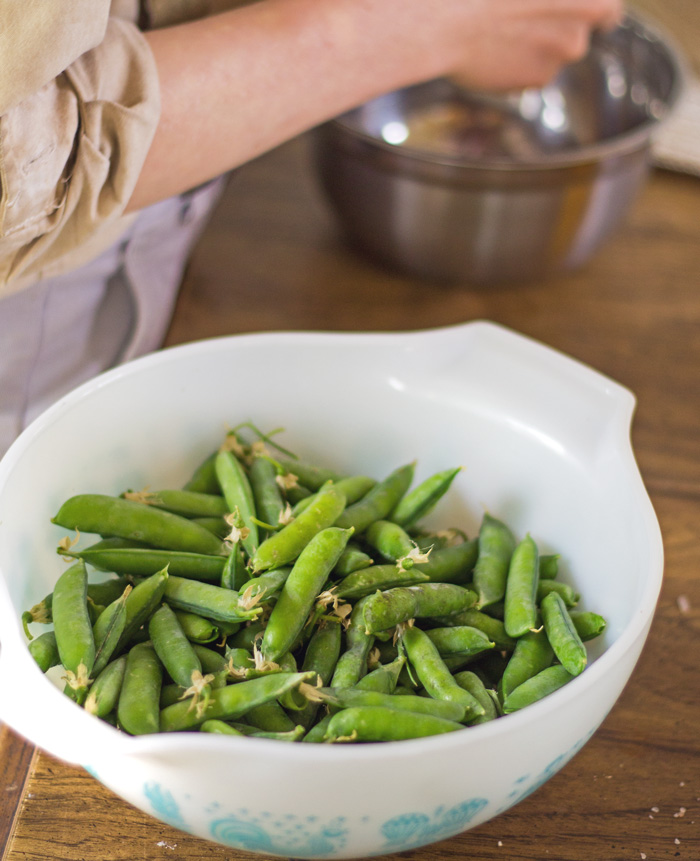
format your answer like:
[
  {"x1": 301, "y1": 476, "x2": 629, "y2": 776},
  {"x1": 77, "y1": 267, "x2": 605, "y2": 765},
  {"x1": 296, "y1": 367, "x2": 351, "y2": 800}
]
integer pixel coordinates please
[{"x1": 0, "y1": 176, "x2": 226, "y2": 458}]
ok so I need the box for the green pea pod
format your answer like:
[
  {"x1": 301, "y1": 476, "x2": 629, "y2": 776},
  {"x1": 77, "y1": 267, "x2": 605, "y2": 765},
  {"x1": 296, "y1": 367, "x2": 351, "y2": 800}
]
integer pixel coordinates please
[
  {"x1": 183, "y1": 450, "x2": 220, "y2": 494},
  {"x1": 295, "y1": 622, "x2": 343, "y2": 729},
  {"x1": 274, "y1": 457, "x2": 346, "y2": 491},
  {"x1": 28, "y1": 631, "x2": 60, "y2": 673},
  {"x1": 362, "y1": 582, "x2": 477, "y2": 635},
  {"x1": 499, "y1": 628, "x2": 554, "y2": 702},
  {"x1": 85, "y1": 655, "x2": 128, "y2": 718},
  {"x1": 293, "y1": 475, "x2": 377, "y2": 517},
  {"x1": 313, "y1": 687, "x2": 466, "y2": 722},
  {"x1": 250, "y1": 483, "x2": 347, "y2": 573},
  {"x1": 324, "y1": 705, "x2": 464, "y2": 742},
  {"x1": 149, "y1": 604, "x2": 204, "y2": 688},
  {"x1": 335, "y1": 462, "x2": 415, "y2": 534},
  {"x1": 241, "y1": 700, "x2": 299, "y2": 734},
  {"x1": 92, "y1": 585, "x2": 131, "y2": 677},
  {"x1": 248, "y1": 454, "x2": 287, "y2": 535},
  {"x1": 503, "y1": 533, "x2": 540, "y2": 638},
  {"x1": 363, "y1": 520, "x2": 415, "y2": 563},
  {"x1": 62, "y1": 544, "x2": 226, "y2": 583},
  {"x1": 538, "y1": 553, "x2": 561, "y2": 580},
  {"x1": 302, "y1": 713, "x2": 333, "y2": 743},
  {"x1": 117, "y1": 641, "x2": 163, "y2": 734},
  {"x1": 334, "y1": 563, "x2": 430, "y2": 601},
  {"x1": 569, "y1": 610, "x2": 607, "y2": 642},
  {"x1": 452, "y1": 671, "x2": 499, "y2": 724},
  {"x1": 220, "y1": 543, "x2": 249, "y2": 591},
  {"x1": 537, "y1": 579, "x2": 580, "y2": 608},
  {"x1": 52, "y1": 494, "x2": 227, "y2": 556},
  {"x1": 353, "y1": 655, "x2": 405, "y2": 694},
  {"x1": 432, "y1": 607, "x2": 517, "y2": 652},
  {"x1": 424, "y1": 625, "x2": 495, "y2": 659},
  {"x1": 332, "y1": 543, "x2": 374, "y2": 577},
  {"x1": 237, "y1": 567, "x2": 291, "y2": 610},
  {"x1": 116, "y1": 566, "x2": 169, "y2": 652},
  {"x1": 160, "y1": 671, "x2": 315, "y2": 732},
  {"x1": 164, "y1": 576, "x2": 261, "y2": 624},
  {"x1": 215, "y1": 449, "x2": 259, "y2": 558},
  {"x1": 399, "y1": 625, "x2": 485, "y2": 722},
  {"x1": 173, "y1": 610, "x2": 220, "y2": 644},
  {"x1": 121, "y1": 488, "x2": 229, "y2": 519},
  {"x1": 413, "y1": 538, "x2": 478, "y2": 585},
  {"x1": 473, "y1": 513, "x2": 516, "y2": 608},
  {"x1": 199, "y1": 719, "x2": 247, "y2": 736},
  {"x1": 52, "y1": 560, "x2": 95, "y2": 703},
  {"x1": 540, "y1": 591, "x2": 588, "y2": 676},
  {"x1": 389, "y1": 466, "x2": 462, "y2": 530},
  {"x1": 502, "y1": 664, "x2": 575, "y2": 713},
  {"x1": 331, "y1": 595, "x2": 375, "y2": 689},
  {"x1": 261, "y1": 526, "x2": 353, "y2": 662}
]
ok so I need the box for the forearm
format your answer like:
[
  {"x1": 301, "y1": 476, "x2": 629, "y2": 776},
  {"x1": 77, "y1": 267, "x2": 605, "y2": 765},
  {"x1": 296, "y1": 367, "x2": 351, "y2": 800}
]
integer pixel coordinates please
[{"x1": 126, "y1": 0, "x2": 462, "y2": 213}]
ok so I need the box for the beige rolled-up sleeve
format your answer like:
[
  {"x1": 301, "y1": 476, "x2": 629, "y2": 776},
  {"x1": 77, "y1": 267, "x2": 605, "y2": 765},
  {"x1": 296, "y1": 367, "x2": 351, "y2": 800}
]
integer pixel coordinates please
[{"x1": 0, "y1": 14, "x2": 161, "y2": 297}]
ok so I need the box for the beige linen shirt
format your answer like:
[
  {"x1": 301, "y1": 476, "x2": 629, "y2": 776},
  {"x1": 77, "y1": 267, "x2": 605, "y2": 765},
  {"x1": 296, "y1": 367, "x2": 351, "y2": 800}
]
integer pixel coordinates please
[{"x1": 0, "y1": 0, "x2": 244, "y2": 298}]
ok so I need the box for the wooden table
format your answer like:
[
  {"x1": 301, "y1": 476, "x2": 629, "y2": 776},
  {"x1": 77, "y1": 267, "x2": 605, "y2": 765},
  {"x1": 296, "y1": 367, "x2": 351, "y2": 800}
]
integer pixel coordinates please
[{"x1": 2, "y1": 130, "x2": 699, "y2": 860}]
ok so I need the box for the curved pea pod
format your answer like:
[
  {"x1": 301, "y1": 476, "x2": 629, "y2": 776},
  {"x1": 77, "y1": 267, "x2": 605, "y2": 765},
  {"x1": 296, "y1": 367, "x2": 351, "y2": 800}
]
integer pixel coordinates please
[
  {"x1": 295, "y1": 621, "x2": 343, "y2": 729},
  {"x1": 452, "y1": 671, "x2": 500, "y2": 724},
  {"x1": 502, "y1": 664, "x2": 575, "y2": 713},
  {"x1": 432, "y1": 607, "x2": 517, "y2": 652},
  {"x1": 248, "y1": 454, "x2": 287, "y2": 535},
  {"x1": 399, "y1": 625, "x2": 485, "y2": 722},
  {"x1": 424, "y1": 625, "x2": 495, "y2": 660},
  {"x1": 330, "y1": 595, "x2": 375, "y2": 689},
  {"x1": 334, "y1": 563, "x2": 430, "y2": 601},
  {"x1": 332, "y1": 543, "x2": 374, "y2": 577},
  {"x1": 84, "y1": 655, "x2": 128, "y2": 718},
  {"x1": 472, "y1": 513, "x2": 516, "y2": 608},
  {"x1": 354, "y1": 655, "x2": 405, "y2": 694},
  {"x1": 62, "y1": 542, "x2": 226, "y2": 583},
  {"x1": 52, "y1": 494, "x2": 227, "y2": 556},
  {"x1": 362, "y1": 582, "x2": 477, "y2": 635},
  {"x1": 28, "y1": 631, "x2": 60, "y2": 673},
  {"x1": 537, "y1": 579, "x2": 580, "y2": 608},
  {"x1": 92, "y1": 585, "x2": 131, "y2": 677},
  {"x1": 293, "y1": 475, "x2": 377, "y2": 518},
  {"x1": 274, "y1": 457, "x2": 346, "y2": 491},
  {"x1": 237, "y1": 567, "x2": 291, "y2": 610},
  {"x1": 183, "y1": 450, "x2": 220, "y2": 494},
  {"x1": 116, "y1": 566, "x2": 169, "y2": 652},
  {"x1": 121, "y1": 488, "x2": 229, "y2": 519},
  {"x1": 221, "y1": 542, "x2": 249, "y2": 591},
  {"x1": 540, "y1": 591, "x2": 587, "y2": 676},
  {"x1": 364, "y1": 520, "x2": 415, "y2": 564},
  {"x1": 324, "y1": 705, "x2": 465, "y2": 742},
  {"x1": 413, "y1": 538, "x2": 478, "y2": 585},
  {"x1": 311, "y1": 686, "x2": 467, "y2": 722},
  {"x1": 389, "y1": 466, "x2": 462, "y2": 530},
  {"x1": 117, "y1": 641, "x2": 163, "y2": 734},
  {"x1": 569, "y1": 610, "x2": 607, "y2": 642},
  {"x1": 335, "y1": 462, "x2": 415, "y2": 534},
  {"x1": 215, "y1": 449, "x2": 259, "y2": 558},
  {"x1": 261, "y1": 526, "x2": 353, "y2": 662},
  {"x1": 503, "y1": 533, "x2": 540, "y2": 638},
  {"x1": 160, "y1": 671, "x2": 315, "y2": 732},
  {"x1": 164, "y1": 575, "x2": 261, "y2": 624},
  {"x1": 172, "y1": 610, "x2": 220, "y2": 644},
  {"x1": 52, "y1": 560, "x2": 95, "y2": 704},
  {"x1": 250, "y1": 482, "x2": 347, "y2": 573},
  {"x1": 499, "y1": 628, "x2": 554, "y2": 702}
]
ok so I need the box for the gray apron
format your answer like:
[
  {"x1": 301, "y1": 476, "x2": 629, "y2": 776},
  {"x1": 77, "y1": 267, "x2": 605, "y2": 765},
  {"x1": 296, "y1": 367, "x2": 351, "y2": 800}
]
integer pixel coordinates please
[{"x1": 0, "y1": 177, "x2": 226, "y2": 457}]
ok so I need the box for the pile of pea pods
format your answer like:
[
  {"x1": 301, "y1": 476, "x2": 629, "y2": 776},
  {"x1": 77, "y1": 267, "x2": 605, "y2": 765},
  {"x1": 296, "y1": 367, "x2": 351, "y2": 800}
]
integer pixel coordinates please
[{"x1": 22, "y1": 424, "x2": 606, "y2": 742}]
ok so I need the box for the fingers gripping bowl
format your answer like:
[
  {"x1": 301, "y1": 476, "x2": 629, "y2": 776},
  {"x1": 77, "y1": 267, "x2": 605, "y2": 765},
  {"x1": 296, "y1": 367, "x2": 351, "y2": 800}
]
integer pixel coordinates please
[{"x1": 0, "y1": 322, "x2": 662, "y2": 858}]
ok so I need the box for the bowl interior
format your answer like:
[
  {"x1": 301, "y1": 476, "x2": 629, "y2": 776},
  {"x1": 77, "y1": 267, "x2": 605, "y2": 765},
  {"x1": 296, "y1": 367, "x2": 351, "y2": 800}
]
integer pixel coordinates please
[
  {"x1": 334, "y1": 14, "x2": 682, "y2": 164},
  {"x1": 0, "y1": 324, "x2": 659, "y2": 667}
]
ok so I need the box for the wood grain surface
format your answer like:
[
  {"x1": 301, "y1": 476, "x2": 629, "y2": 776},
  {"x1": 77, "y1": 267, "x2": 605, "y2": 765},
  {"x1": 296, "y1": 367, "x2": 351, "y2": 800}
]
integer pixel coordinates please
[{"x1": 2, "y1": 10, "x2": 700, "y2": 854}]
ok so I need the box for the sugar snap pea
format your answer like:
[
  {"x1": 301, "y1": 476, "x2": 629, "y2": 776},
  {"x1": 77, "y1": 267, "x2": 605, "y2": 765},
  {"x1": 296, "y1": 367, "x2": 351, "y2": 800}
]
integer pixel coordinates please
[
  {"x1": 540, "y1": 591, "x2": 587, "y2": 676},
  {"x1": 164, "y1": 576, "x2": 261, "y2": 624},
  {"x1": 117, "y1": 641, "x2": 163, "y2": 734},
  {"x1": 389, "y1": 466, "x2": 462, "y2": 530},
  {"x1": 250, "y1": 482, "x2": 346, "y2": 572},
  {"x1": 52, "y1": 494, "x2": 227, "y2": 556},
  {"x1": 61, "y1": 541, "x2": 226, "y2": 582},
  {"x1": 333, "y1": 563, "x2": 430, "y2": 601},
  {"x1": 85, "y1": 655, "x2": 128, "y2": 718},
  {"x1": 504, "y1": 533, "x2": 540, "y2": 638},
  {"x1": 92, "y1": 585, "x2": 131, "y2": 676},
  {"x1": 52, "y1": 560, "x2": 95, "y2": 703},
  {"x1": 324, "y1": 705, "x2": 464, "y2": 742},
  {"x1": 121, "y1": 488, "x2": 229, "y2": 519},
  {"x1": 335, "y1": 462, "x2": 415, "y2": 534},
  {"x1": 215, "y1": 449, "x2": 259, "y2": 557},
  {"x1": 502, "y1": 664, "x2": 575, "y2": 713},
  {"x1": 473, "y1": 513, "x2": 516, "y2": 608},
  {"x1": 28, "y1": 630, "x2": 60, "y2": 673}
]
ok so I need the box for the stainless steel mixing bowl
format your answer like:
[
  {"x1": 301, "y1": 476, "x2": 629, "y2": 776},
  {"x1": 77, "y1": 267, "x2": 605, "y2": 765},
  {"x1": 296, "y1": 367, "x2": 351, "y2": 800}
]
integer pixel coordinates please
[{"x1": 312, "y1": 13, "x2": 685, "y2": 283}]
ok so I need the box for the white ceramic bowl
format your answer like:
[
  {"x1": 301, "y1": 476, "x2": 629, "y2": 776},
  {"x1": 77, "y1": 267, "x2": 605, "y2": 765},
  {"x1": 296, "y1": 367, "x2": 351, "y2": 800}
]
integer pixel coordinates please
[{"x1": 0, "y1": 322, "x2": 662, "y2": 859}]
